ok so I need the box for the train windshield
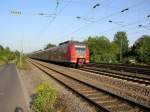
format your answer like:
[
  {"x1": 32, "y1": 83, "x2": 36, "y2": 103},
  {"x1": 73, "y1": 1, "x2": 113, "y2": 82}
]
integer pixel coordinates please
[{"x1": 75, "y1": 46, "x2": 86, "y2": 55}]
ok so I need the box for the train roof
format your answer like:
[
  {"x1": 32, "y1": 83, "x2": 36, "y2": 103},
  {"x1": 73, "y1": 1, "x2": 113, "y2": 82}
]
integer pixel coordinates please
[
  {"x1": 30, "y1": 40, "x2": 86, "y2": 55},
  {"x1": 59, "y1": 40, "x2": 85, "y2": 45}
]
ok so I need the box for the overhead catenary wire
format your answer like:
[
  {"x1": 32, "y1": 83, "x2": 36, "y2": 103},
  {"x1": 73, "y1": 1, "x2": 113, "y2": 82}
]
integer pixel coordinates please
[
  {"x1": 61, "y1": 9, "x2": 127, "y2": 39},
  {"x1": 36, "y1": 0, "x2": 73, "y2": 44},
  {"x1": 57, "y1": 0, "x2": 111, "y2": 40},
  {"x1": 38, "y1": 0, "x2": 73, "y2": 33},
  {"x1": 98, "y1": 16, "x2": 150, "y2": 35},
  {"x1": 94, "y1": 1, "x2": 148, "y2": 33},
  {"x1": 138, "y1": 24, "x2": 150, "y2": 30},
  {"x1": 128, "y1": 28, "x2": 150, "y2": 36},
  {"x1": 40, "y1": 0, "x2": 73, "y2": 31},
  {"x1": 61, "y1": 0, "x2": 146, "y2": 39},
  {"x1": 59, "y1": 0, "x2": 102, "y2": 33},
  {"x1": 78, "y1": 0, "x2": 113, "y2": 23},
  {"x1": 31, "y1": 0, "x2": 73, "y2": 51}
]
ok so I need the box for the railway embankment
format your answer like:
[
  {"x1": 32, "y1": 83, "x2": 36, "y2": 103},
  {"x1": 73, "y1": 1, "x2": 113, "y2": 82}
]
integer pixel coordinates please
[
  {"x1": 32, "y1": 59, "x2": 150, "y2": 109},
  {"x1": 19, "y1": 61, "x2": 98, "y2": 112}
]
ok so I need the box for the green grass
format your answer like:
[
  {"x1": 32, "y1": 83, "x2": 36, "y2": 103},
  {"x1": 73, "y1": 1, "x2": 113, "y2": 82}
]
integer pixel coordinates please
[
  {"x1": 0, "y1": 60, "x2": 5, "y2": 67},
  {"x1": 0, "y1": 49, "x2": 16, "y2": 65},
  {"x1": 16, "y1": 55, "x2": 30, "y2": 70},
  {"x1": 31, "y1": 83, "x2": 58, "y2": 112}
]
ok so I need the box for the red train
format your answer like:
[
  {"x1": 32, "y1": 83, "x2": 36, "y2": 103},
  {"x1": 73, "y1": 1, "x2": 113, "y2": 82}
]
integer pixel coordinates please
[{"x1": 29, "y1": 41, "x2": 90, "y2": 67}]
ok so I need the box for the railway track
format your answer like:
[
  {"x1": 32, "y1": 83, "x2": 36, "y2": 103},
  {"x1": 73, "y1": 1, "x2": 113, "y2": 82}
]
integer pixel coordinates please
[
  {"x1": 28, "y1": 59, "x2": 149, "y2": 112},
  {"x1": 87, "y1": 63, "x2": 150, "y2": 75},
  {"x1": 80, "y1": 66, "x2": 150, "y2": 85}
]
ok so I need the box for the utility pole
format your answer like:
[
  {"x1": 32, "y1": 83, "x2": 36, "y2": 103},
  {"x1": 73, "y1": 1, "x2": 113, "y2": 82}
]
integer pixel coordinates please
[
  {"x1": 10, "y1": 10, "x2": 23, "y2": 66},
  {"x1": 120, "y1": 39, "x2": 122, "y2": 62},
  {"x1": 20, "y1": 37, "x2": 23, "y2": 67},
  {"x1": 19, "y1": 50, "x2": 22, "y2": 66}
]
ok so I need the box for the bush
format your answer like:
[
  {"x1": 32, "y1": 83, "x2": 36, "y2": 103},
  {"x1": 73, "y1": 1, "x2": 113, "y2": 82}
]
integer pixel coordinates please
[{"x1": 31, "y1": 83, "x2": 57, "y2": 112}]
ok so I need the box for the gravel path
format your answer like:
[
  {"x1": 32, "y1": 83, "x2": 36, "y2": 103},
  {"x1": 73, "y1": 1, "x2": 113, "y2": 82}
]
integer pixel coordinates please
[{"x1": 19, "y1": 62, "x2": 98, "y2": 112}]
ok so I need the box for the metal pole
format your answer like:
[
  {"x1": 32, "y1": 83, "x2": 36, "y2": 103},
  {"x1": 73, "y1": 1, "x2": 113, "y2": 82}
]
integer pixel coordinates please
[
  {"x1": 20, "y1": 34, "x2": 23, "y2": 67},
  {"x1": 120, "y1": 39, "x2": 122, "y2": 62}
]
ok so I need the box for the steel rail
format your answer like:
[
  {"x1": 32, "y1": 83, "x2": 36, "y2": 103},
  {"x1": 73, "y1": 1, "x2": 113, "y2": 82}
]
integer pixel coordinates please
[
  {"x1": 80, "y1": 66, "x2": 150, "y2": 85},
  {"x1": 86, "y1": 63, "x2": 150, "y2": 75},
  {"x1": 28, "y1": 59, "x2": 149, "y2": 112}
]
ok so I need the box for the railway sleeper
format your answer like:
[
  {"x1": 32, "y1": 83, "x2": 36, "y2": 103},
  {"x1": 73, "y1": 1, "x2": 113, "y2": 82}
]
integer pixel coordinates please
[
  {"x1": 81, "y1": 67, "x2": 150, "y2": 85},
  {"x1": 31, "y1": 60, "x2": 149, "y2": 110},
  {"x1": 89, "y1": 95, "x2": 113, "y2": 101},
  {"x1": 79, "y1": 89, "x2": 98, "y2": 94},
  {"x1": 85, "y1": 92, "x2": 105, "y2": 97},
  {"x1": 106, "y1": 103, "x2": 135, "y2": 112},
  {"x1": 97, "y1": 99, "x2": 121, "y2": 106},
  {"x1": 71, "y1": 84, "x2": 88, "y2": 88},
  {"x1": 127, "y1": 108, "x2": 147, "y2": 112}
]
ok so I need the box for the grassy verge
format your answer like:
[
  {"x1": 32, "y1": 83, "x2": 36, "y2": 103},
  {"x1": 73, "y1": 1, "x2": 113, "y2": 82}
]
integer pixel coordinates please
[
  {"x1": 0, "y1": 60, "x2": 5, "y2": 67},
  {"x1": 16, "y1": 55, "x2": 30, "y2": 70},
  {"x1": 30, "y1": 83, "x2": 95, "y2": 112},
  {"x1": 0, "y1": 47, "x2": 30, "y2": 69},
  {"x1": 31, "y1": 83, "x2": 57, "y2": 112}
]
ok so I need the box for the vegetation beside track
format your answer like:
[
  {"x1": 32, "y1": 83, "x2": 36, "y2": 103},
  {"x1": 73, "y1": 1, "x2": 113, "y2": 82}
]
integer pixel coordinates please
[
  {"x1": 44, "y1": 32, "x2": 150, "y2": 65},
  {"x1": 31, "y1": 83, "x2": 58, "y2": 112},
  {"x1": 16, "y1": 54, "x2": 29, "y2": 69},
  {"x1": 84, "y1": 32, "x2": 150, "y2": 64},
  {"x1": 0, "y1": 46, "x2": 16, "y2": 64},
  {"x1": 0, "y1": 45, "x2": 29, "y2": 69},
  {"x1": 30, "y1": 60, "x2": 149, "y2": 111},
  {"x1": 31, "y1": 83, "x2": 79, "y2": 112},
  {"x1": 0, "y1": 60, "x2": 5, "y2": 66}
]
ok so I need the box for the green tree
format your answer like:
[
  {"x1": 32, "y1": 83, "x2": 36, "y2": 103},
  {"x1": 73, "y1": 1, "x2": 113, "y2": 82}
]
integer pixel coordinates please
[
  {"x1": 96, "y1": 36, "x2": 111, "y2": 63},
  {"x1": 0, "y1": 45, "x2": 4, "y2": 51},
  {"x1": 113, "y1": 31, "x2": 129, "y2": 62},
  {"x1": 132, "y1": 35, "x2": 150, "y2": 63},
  {"x1": 85, "y1": 36, "x2": 118, "y2": 63},
  {"x1": 0, "y1": 46, "x2": 14, "y2": 63},
  {"x1": 5, "y1": 47, "x2": 10, "y2": 52},
  {"x1": 15, "y1": 50, "x2": 20, "y2": 56},
  {"x1": 110, "y1": 42, "x2": 119, "y2": 63},
  {"x1": 44, "y1": 43, "x2": 56, "y2": 50},
  {"x1": 85, "y1": 36, "x2": 97, "y2": 62}
]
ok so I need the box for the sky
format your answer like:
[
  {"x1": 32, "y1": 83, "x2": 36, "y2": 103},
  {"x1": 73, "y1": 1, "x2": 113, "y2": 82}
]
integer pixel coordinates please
[{"x1": 0, "y1": 0, "x2": 149, "y2": 53}]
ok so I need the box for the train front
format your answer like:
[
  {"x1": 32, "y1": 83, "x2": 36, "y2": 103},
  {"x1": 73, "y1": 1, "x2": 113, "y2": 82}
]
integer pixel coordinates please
[{"x1": 70, "y1": 42, "x2": 90, "y2": 66}]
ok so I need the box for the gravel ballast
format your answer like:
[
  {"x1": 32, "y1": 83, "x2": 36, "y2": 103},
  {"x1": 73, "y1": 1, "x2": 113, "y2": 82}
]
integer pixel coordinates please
[{"x1": 19, "y1": 62, "x2": 98, "y2": 112}]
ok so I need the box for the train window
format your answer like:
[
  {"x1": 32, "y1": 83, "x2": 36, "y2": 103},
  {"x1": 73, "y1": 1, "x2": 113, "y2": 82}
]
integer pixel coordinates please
[
  {"x1": 63, "y1": 46, "x2": 67, "y2": 54},
  {"x1": 75, "y1": 47, "x2": 86, "y2": 55}
]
